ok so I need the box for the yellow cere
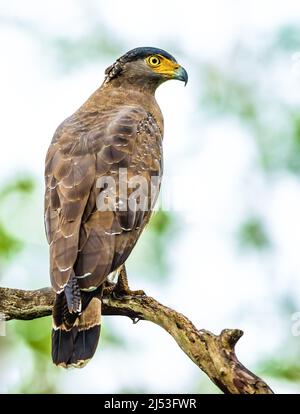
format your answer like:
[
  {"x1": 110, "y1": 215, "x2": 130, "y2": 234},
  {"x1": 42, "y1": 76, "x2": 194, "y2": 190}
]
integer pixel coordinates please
[{"x1": 145, "y1": 54, "x2": 180, "y2": 77}]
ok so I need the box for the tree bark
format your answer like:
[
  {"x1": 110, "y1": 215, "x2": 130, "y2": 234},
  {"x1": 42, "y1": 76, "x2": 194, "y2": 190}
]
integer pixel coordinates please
[{"x1": 0, "y1": 286, "x2": 273, "y2": 394}]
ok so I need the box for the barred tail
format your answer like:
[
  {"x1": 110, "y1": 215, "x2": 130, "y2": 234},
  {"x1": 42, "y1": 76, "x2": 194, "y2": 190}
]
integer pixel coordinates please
[{"x1": 52, "y1": 291, "x2": 101, "y2": 368}]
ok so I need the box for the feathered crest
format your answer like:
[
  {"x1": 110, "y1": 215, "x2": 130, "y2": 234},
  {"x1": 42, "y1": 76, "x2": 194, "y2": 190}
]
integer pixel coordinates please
[{"x1": 104, "y1": 47, "x2": 177, "y2": 82}]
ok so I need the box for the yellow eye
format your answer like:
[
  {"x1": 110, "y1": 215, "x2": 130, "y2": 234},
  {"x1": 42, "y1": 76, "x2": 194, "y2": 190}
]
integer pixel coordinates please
[{"x1": 147, "y1": 55, "x2": 161, "y2": 67}]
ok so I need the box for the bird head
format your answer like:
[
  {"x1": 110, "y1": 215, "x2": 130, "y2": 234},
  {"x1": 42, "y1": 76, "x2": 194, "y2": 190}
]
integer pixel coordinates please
[{"x1": 104, "y1": 47, "x2": 188, "y2": 90}]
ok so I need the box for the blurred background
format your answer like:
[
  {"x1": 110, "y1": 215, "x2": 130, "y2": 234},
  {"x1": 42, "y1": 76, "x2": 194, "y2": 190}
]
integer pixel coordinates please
[{"x1": 0, "y1": 0, "x2": 300, "y2": 394}]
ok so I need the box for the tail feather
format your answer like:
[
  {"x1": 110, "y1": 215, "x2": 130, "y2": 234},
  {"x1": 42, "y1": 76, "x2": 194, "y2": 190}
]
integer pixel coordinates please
[
  {"x1": 69, "y1": 325, "x2": 101, "y2": 367},
  {"x1": 52, "y1": 328, "x2": 76, "y2": 367},
  {"x1": 52, "y1": 292, "x2": 102, "y2": 368}
]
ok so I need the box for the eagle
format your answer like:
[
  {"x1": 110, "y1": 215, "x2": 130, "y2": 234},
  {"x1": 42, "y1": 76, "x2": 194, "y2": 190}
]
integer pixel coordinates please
[{"x1": 44, "y1": 47, "x2": 188, "y2": 367}]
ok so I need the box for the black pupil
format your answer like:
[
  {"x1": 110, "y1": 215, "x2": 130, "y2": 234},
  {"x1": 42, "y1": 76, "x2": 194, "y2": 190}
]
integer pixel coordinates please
[{"x1": 152, "y1": 58, "x2": 158, "y2": 64}]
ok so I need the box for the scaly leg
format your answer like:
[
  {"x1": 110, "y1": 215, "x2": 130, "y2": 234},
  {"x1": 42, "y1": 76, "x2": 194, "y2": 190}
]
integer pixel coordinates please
[{"x1": 113, "y1": 265, "x2": 145, "y2": 298}]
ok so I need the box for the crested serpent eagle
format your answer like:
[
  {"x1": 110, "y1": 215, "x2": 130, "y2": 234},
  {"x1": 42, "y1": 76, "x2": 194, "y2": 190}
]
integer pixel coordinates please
[{"x1": 44, "y1": 47, "x2": 188, "y2": 367}]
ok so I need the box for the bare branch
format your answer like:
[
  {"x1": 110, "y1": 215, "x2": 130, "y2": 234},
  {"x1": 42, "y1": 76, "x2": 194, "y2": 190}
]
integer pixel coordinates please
[{"x1": 0, "y1": 286, "x2": 273, "y2": 394}]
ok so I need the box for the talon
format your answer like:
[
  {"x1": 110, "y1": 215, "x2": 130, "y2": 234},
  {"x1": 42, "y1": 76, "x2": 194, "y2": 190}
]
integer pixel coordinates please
[
  {"x1": 127, "y1": 289, "x2": 146, "y2": 297},
  {"x1": 103, "y1": 284, "x2": 116, "y2": 296},
  {"x1": 111, "y1": 290, "x2": 127, "y2": 300},
  {"x1": 111, "y1": 290, "x2": 121, "y2": 300}
]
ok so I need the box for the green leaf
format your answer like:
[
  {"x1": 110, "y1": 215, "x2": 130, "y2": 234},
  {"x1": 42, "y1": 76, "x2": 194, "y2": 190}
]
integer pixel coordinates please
[
  {"x1": 237, "y1": 216, "x2": 271, "y2": 251},
  {"x1": 0, "y1": 222, "x2": 22, "y2": 259}
]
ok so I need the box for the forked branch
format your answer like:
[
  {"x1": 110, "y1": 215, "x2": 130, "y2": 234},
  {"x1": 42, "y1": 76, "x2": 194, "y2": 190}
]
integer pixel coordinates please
[{"x1": 0, "y1": 286, "x2": 273, "y2": 394}]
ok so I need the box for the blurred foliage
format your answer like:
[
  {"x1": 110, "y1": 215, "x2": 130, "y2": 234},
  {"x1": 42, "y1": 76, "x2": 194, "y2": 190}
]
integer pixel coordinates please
[
  {"x1": 0, "y1": 9, "x2": 123, "y2": 73},
  {"x1": 0, "y1": 177, "x2": 35, "y2": 199},
  {"x1": 149, "y1": 209, "x2": 173, "y2": 235},
  {"x1": 202, "y1": 66, "x2": 300, "y2": 174},
  {"x1": 0, "y1": 175, "x2": 60, "y2": 393},
  {"x1": 101, "y1": 322, "x2": 128, "y2": 349},
  {"x1": 8, "y1": 315, "x2": 127, "y2": 393},
  {"x1": 198, "y1": 23, "x2": 300, "y2": 263},
  {"x1": 255, "y1": 293, "x2": 300, "y2": 387},
  {"x1": 200, "y1": 37, "x2": 300, "y2": 175},
  {"x1": 236, "y1": 215, "x2": 271, "y2": 251},
  {"x1": 198, "y1": 24, "x2": 300, "y2": 387},
  {"x1": 261, "y1": 359, "x2": 300, "y2": 382},
  {"x1": 128, "y1": 209, "x2": 179, "y2": 282},
  {"x1": 50, "y1": 29, "x2": 122, "y2": 72},
  {"x1": 0, "y1": 224, "x2": 22, "y2": 262},
  {"x1": 257, "y1": 336, "x2": 300, "y2": 387},
  {"x1": 14, "y1": 317, "x2": 51, "y2": 356},
  {"x1": 201, "y1": 65, "x2": 258, "y2": 122},
  {"x1": 273, "y1": 25, "x2": 300, "y2": 52},
  {"x1": 0, "y1": 176, "x2": 35, "y2": 265},
  {"x1": 10, "y1": 317, "x2": 58, "y2": 393}
]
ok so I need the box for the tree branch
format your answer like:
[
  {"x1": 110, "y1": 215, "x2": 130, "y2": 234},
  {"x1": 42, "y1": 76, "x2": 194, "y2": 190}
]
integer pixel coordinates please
[{"x1": 0, "y1": 286, "x2": 273, "y2": 394}]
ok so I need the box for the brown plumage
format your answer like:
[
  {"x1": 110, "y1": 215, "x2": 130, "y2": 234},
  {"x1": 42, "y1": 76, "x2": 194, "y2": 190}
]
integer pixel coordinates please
[{"x1": 44, "y1": 47, "x2": 188, "y2": 367}]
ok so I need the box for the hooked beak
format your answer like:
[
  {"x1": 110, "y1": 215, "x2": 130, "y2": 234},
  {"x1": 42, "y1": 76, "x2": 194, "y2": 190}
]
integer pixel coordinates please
[{"x1": 174, "y1": 66, "x2": 188, "y2": 85}]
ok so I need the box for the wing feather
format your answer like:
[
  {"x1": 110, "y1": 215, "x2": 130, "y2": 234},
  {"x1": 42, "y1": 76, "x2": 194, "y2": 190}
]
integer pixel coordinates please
[{"x1": 45, "y1": 105, "x2": 163, "y2": 293}]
